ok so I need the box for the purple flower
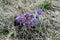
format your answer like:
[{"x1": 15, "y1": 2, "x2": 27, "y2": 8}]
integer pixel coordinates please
[
  {"x1": 31, "y1": 18, "x2": 38, "y2": 25},
  {"x1": 30, "y1": 14, "x2": 34, "y2": 18},
  {"x1": 37, "y1": 8, "x2": 43, "y2": 15},
  {"x1": 23, "y1": 20, "x2": 34, "y2": 28},
  {"x1": 24, "y1": 13, "x2": 34, "y2": 19},
  {"x1": 20, "y1": 18, "x2": 26, "y2": 24},
  {"x1": 16, "y1": 16, "x2": 22, "y2": 22},
  {"x1": 16, "y1": 16, "x2": 26, "y2": 24},
  {"x1": 15, "y1": 13, "x2": 38, "y2": 29},
  {"x1": 24, "y1": 13, "x2": 30, "y2": 19},
  {"x1": 23, "y1": 18, "x2": 38, "y2": 28}
]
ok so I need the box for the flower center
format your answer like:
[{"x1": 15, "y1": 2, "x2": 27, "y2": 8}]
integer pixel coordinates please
[
  {"x1": 25, "y1": 16, "x2": 29, "y2": 18},
  {"x1": 27, "y1": 21, "x2": 31, "y2": 25},
  {"x1": 21, "y1": 18, "x2": 25, "y2": 23}
]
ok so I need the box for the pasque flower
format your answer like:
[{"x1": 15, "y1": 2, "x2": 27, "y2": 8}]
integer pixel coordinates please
[
  {"x1": 24, "y1": 13, "x2": 34, "y2": 19},
  {"x1": 30, "y1": 14, "x2": 34, "y2": 18},
  {"x1": 15, "y1": 13, "x2": 38, "y2": 29},
  {"x1": 23, "y1": 18, "x2": 38, "y2": 28},
  {"x1": 37, "y1": 8, "x2": 43, "y2": 15},
  {"x1": 32, "y1": 18, "x2": 38, "y2": 25},
  {"x1": 23, "y1": 20, "x2": 33, "y2": 28},
  {"x1": 24, "y1": 13, "x2": 30, "y2": 19},
  {"x1": 15, "y1": 16, "x2": 22, "y2": 22},
  {"x1": 16, "y1": 16, "x2": 26, "y2": 24}
]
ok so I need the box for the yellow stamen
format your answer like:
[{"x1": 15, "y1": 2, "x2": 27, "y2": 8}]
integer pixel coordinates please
[{"x1": 27, "y1": 21, "x2": 31, "y2": 25}]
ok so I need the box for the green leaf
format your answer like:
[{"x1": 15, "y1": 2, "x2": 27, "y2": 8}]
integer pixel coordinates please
[
  {"x1": 52, "y1": 32, "x2": 56, "y2": 40},
  {"x1": 37, "y1": 1, "x2": 51, "y2": 11},
  {"x1": 2, "y1": 29, "x2": 9, "y2": 36}
]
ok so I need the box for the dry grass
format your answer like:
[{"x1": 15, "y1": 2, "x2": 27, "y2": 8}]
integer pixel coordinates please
[{"x1": 0, "y1": 0, "x2": 60, "y2": 40}]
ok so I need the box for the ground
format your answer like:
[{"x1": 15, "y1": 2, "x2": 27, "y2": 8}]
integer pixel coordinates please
[{"x1": 0, "y1": 0, "x2": 60, "y2": 40}]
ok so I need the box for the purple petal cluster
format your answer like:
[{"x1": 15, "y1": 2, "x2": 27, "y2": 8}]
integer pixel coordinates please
[
  {"x1": 15, "y1": 13, "x2": 38, "y2": 28},
  {"x1": 37, "y1": 8, "x2": 43, "y2": 15},
  {"x1": 16, "y1": 16, "x2": 26, "y2": 24}
]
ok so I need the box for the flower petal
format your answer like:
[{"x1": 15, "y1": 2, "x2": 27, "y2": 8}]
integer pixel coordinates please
[
  {"x1": 37, "y1": 8, "x2": 43, "y2": 15},
  {"x1": 16, "y1": 16, "x2": 22, "y2": 22}
]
